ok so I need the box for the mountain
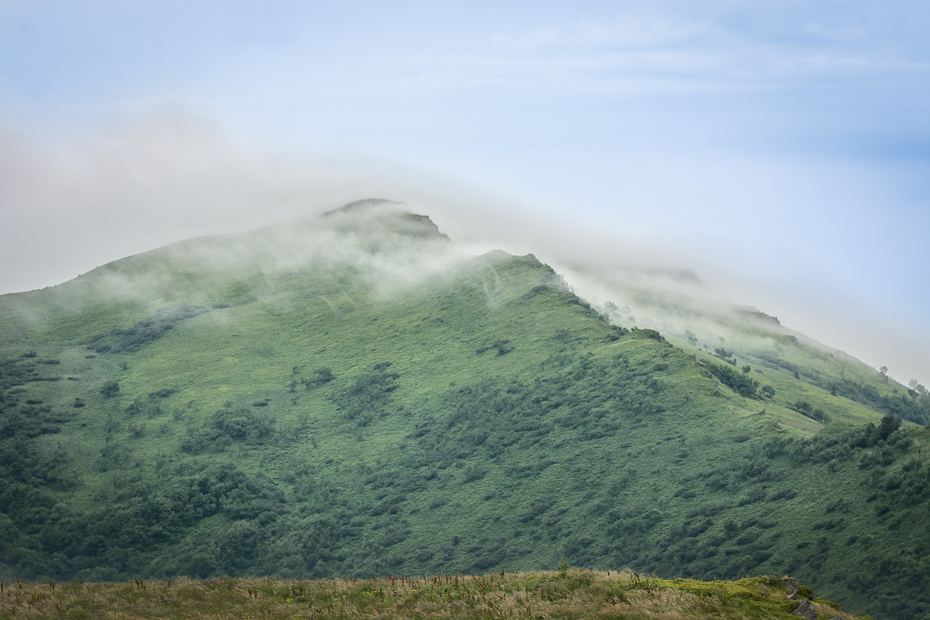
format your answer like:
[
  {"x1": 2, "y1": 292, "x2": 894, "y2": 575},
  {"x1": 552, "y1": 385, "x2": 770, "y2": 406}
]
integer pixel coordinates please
[{"x1": 1, "y1": 200, "x2": 928, "y2": 619}]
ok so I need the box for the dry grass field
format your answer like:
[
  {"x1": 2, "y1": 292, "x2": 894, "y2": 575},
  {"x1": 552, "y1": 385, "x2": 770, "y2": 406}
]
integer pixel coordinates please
[{"x1": 0, "y1": 569, "x2": 863, "y2": 620}]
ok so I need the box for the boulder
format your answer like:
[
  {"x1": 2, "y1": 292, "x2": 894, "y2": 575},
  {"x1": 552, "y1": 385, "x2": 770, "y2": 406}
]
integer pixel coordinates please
[
  {"x1": 783, "y1": 578, "x2": 800, "y2": 600},
  {"x1": 791, "y1": 599, "x2": 817, "y2": 620}
]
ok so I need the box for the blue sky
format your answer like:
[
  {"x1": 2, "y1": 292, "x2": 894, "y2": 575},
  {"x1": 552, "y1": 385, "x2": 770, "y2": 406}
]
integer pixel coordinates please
[{"x1": 0, "y1": 1, "x2": 928, "y2": 382}]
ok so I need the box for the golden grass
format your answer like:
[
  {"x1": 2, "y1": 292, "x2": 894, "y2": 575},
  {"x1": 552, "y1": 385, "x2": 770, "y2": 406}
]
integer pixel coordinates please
[{"x1": 0, "y1": 569, "x2": 867, "y2": 620}]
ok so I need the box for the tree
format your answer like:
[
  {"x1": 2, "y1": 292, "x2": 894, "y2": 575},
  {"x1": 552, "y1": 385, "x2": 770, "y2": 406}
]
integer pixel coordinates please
[
  {"x1": 909, "y1": 379, "x2": 927, "y2": 397},
  {"x1": 810, "y1": 407, "x2": 829, "y2": 424},
  {"x1": 761, "y1": 385, "x2": 775, "y2": 398},
  {"x1": 879, "y1": 366, "x2": 888, "y2": 383},
  {"x1": 877, "y1": 414, "x2": 901, "y2": 441},
  {"x1": 100, "y1": 380, "x2": 121, "y2": 398},
  {"x1": 741, "y1": 365, "x2": 751, "y2": 375},
  {"x1": 714, "y1": 348, "x2": 736, "y2": 365},
  {"x1": 311, "y1": 367, "x2": 335, "y2": 385}
]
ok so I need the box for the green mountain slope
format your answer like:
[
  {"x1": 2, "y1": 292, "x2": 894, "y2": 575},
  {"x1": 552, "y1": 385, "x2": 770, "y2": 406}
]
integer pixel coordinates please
[
  {"x1": 1, "y1": 200, "x2": 928, "y2": 620},
  {"x1": 562, "y1": 263, "x2": 929, "y2": 429}
]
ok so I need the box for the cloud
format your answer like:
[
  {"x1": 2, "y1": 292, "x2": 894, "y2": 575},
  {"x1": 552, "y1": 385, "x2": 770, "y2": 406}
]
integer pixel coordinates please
[
  {"x1": 0, "y1": 1, "x2": 927, "y2": 385},
  {"x1": 445, "y1": 3, "x2": 930, "y2": 97},
  {"x1": 489, "y1": 10, "x2": 708, "y2": 52},
  {"x1": 1, "y1": 106, "x2": 927, "y2": 386},
  {"x1": 0, "y1": 108, "x2": 347, "y2": 291}
]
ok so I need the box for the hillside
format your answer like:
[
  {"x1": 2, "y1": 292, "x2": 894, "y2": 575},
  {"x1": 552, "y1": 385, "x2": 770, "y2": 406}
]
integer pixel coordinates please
[{"x1": 1, "y1": 199, "x2": 928, "y2": 620}]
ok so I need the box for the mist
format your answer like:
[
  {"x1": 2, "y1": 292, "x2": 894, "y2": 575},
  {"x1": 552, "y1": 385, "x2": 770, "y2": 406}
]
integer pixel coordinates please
[{"x1": 0, "y1": 110, "x2": 927, "y2": 386}]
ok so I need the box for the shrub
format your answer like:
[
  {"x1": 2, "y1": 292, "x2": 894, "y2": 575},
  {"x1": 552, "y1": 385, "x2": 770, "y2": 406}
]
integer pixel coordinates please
[
  {"x1": 714, "y1": 348, "x2": 736, "y2": 365},
  {"x1": 100, "y1": 380, "x2": 121, "y2": 398},
  {"x1": 335, "y1": 366, "x2": 400, "y2": 424},
  {"x1": 877, "y1": 415, "x2": 901, "y2": 441},
  {"x1": 211, "y1": 406, "x2": 274, "y2": 442},
  {"x1": 477, "y1": 340, "x2": 514, "y2": 355},
  {"x1": 708, "y1": 362, "x2": 759, "y2": 398},
  {"x1": 89, "y1": 306, "x2": 209, "y2": 354},
  {"x1": 794, "y1": 401, "x2": 829, "y2": 423}
]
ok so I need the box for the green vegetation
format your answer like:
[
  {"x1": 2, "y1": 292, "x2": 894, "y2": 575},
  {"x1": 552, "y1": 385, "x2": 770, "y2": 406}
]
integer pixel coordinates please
[
  {"x1": 0, "y1": 570, "x2": 866, "y2": 620},
  {"x1": 90, "y1": 305, "x2": 209, "y2": 354},
  {"x1": 707, "y1": 360, "x2": 761, "y2": 398},
  {"x1": 0, "y1": 204, "x2": 927, "y2": 620}
]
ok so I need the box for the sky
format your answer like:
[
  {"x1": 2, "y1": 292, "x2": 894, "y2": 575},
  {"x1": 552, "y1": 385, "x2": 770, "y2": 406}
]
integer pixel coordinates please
[{"x1": 0, "y1": 1, "x2": 928, "y2": 384}]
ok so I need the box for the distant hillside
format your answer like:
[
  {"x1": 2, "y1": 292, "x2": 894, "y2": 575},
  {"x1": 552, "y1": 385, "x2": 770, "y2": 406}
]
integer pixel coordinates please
[
  {"x1": 560, "y1": 262, "x2": 930, "y2": 428},
  {"x1": 1, "y1": 200, "x2": 928, "y2": 620}
]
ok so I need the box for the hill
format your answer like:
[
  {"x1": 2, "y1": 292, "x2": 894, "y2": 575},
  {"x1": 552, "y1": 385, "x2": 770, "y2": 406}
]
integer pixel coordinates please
[{"x1": 1, "y1": 200, "x2": 928, "y2": 619}]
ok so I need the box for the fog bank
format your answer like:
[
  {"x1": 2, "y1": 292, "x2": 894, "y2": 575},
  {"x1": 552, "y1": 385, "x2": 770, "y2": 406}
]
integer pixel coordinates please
[{"x1": 0, "y1": 112, "x2": 926, "y2": 386}]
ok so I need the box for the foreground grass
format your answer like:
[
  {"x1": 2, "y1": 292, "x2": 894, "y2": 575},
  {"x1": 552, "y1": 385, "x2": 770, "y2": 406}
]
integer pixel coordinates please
[{"x1": 0, "y1": 569, "x2": 863, "y2": 620}]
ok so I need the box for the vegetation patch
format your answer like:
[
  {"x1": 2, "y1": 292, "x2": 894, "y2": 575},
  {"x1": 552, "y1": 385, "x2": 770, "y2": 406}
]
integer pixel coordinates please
[{"x1": 88, "y1": 305, "x2": 209, "y2": 353}]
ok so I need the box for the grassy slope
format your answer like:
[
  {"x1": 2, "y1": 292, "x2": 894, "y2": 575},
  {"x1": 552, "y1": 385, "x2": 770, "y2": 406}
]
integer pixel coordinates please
[
  {"x1": 0, "y1": 571, "x2": 864, "y2": 620},
  {"x1": 1, "y1": 208, "x2": 929, "y2": 620}
]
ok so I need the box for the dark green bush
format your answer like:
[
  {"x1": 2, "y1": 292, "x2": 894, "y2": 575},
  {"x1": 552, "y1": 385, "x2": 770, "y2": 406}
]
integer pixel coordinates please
[
  {"x1": 100, "y1": 380, "x2": 121, "y2": 398},
  {"x1": 708, "y1": 362, "x2": 759, "y2": 398}
]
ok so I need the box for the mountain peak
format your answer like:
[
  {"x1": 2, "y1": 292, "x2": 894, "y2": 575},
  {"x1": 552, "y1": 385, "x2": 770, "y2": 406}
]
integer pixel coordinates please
[
  {"x1": 323, "y1": 197, "x2": 407, "y2": 217},
  {"x1": 320, "y1": 198, "x2": 449, "y2": 242}
]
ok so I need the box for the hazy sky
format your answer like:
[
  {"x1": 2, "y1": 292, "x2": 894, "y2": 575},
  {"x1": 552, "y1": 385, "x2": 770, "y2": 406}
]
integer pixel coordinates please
[{"x1": 1, "y1": 1, "x2": 928, "y2": 383}]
